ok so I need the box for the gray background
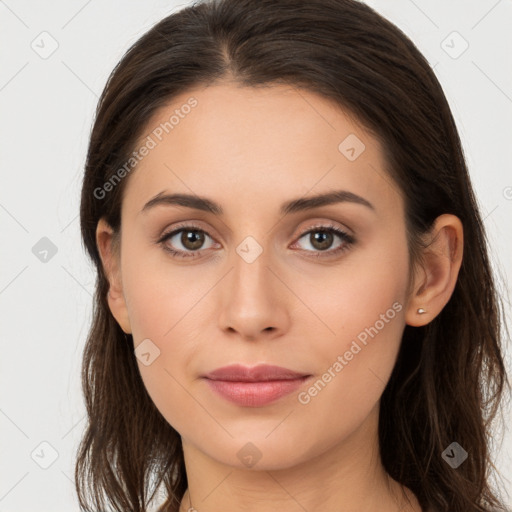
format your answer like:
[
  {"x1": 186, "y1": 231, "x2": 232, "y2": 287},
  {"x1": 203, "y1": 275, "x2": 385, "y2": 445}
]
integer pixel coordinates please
[{"x1": 1, "y1": 0, "x2": 511, "y2": 510}]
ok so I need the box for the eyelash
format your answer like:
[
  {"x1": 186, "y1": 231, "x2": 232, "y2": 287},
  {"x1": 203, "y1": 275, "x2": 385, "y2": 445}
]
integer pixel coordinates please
[{"x1": 156, "y1": 222, "x2": 355, "y2": 260}]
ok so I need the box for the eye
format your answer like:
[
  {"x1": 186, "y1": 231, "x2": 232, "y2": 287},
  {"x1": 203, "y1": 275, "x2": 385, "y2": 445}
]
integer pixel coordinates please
[
  {"x1": 292, "y1": 224, "x2": 355, "y2": 257},
  {"x1": 157, "y1": 223, "x2": 217, "y2": 259},
  {"x1": 157, "y1": 222, "x2": 355, "y2": 259}
]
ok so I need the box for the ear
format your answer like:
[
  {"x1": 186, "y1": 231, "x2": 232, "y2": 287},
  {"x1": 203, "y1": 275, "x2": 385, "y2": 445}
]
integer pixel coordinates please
[
  {"x1": 96, "y1": 217, "x2": 132, "y2": 334},
  {"x1": 405, "y1": 214, "x2": 464, "y2": 327}
]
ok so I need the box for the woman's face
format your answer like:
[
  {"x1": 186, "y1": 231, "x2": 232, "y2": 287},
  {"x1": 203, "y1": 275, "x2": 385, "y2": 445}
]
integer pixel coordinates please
[{"x1": 107, "y1": 82, "x2": 414, "y2": 469}]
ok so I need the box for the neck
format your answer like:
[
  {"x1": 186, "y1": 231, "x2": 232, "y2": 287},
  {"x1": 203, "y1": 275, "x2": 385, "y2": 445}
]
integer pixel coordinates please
[{"x1": 177, "y1": 405, "x2": 422, "y2": 512}]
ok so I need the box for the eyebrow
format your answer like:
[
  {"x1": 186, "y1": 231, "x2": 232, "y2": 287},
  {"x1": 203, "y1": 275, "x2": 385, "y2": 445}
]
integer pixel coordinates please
[{"x1": 141, "y1": 189, "x2": 375, "y2": 216}]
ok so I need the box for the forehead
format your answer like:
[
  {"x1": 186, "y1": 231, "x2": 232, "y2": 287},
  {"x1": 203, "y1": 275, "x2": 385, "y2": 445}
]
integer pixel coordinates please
[{"x1": 121, "y1": 82, "x2": 401, "y2": 219}]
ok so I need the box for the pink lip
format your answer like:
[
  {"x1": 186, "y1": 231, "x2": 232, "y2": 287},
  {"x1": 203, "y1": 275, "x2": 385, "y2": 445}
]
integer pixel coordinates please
[
  {"x1": 202, "y1": 364, "x2": 312, "y2": 407},
  {"x1": 203, "y1": 364, "x2": 309, "y2": 382}
]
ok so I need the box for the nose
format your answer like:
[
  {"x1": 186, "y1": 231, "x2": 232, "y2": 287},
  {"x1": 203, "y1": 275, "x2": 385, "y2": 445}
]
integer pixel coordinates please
[{"x1": 217, "y1": 245, "x2": 291, "y2": 341}]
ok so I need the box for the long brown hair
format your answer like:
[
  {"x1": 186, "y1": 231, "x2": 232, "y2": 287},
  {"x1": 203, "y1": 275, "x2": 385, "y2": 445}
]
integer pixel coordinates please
[{"x1": 76, "y1": 1, "x2": 511, "y2": 511}]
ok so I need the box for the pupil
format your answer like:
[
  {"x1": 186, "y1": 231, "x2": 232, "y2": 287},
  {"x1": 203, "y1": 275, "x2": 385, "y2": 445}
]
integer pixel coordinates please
[
  {"x1": 312, "y1": 231, "x2": 332, "y2": 250},
  {"x1": 183, "y1": 230, "x2": 204, "y2": 250}
]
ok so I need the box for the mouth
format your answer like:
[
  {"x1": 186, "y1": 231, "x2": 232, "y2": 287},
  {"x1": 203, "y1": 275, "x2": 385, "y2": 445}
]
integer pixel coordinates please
[
  {"x1": 201, "y1": 364, "x2": 312, "y2": 407},
  {"x1": 202, "y1": 363, "x2": 311, "y2": 382}
]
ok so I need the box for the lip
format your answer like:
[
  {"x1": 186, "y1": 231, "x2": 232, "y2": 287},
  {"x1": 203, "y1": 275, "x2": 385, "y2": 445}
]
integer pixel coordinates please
[
  {"x1": 203, "y1": 364, "x2": 310, "y2": 382},
  {"x1": 202, "y1": 364, "x2": 312, "y2": 407}
]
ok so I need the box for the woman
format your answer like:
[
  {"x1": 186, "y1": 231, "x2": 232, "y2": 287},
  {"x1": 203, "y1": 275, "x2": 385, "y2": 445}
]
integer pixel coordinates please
[{"x1": 75, "y1": 1, "x2": 510, "y2": 511}]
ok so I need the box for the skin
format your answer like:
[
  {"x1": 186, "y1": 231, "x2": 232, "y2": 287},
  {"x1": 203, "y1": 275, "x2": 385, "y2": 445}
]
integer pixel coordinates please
[{"x1": 96, "y1": 82, "x2": 463, "y2": 512}]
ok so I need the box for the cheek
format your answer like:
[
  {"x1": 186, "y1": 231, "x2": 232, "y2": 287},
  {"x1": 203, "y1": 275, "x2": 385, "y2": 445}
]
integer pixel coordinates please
[
  {"x1": 120, "y1": 246, "x2": 215, "y2": 427},
  {"x1": 293, "y1": 230, "x2": 409, "y2": 346},
  {"x1": 121, "y1": 235, "x2": 205, "y2": 339},
  {"x1": 291, "y1": 233, "x2": 409, "y2": 401}
]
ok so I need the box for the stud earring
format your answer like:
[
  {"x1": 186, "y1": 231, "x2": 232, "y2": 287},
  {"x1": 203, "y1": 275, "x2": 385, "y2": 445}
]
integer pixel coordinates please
[{"x1": 417, "y1": 308, "x2": 427, "y2": 314}]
